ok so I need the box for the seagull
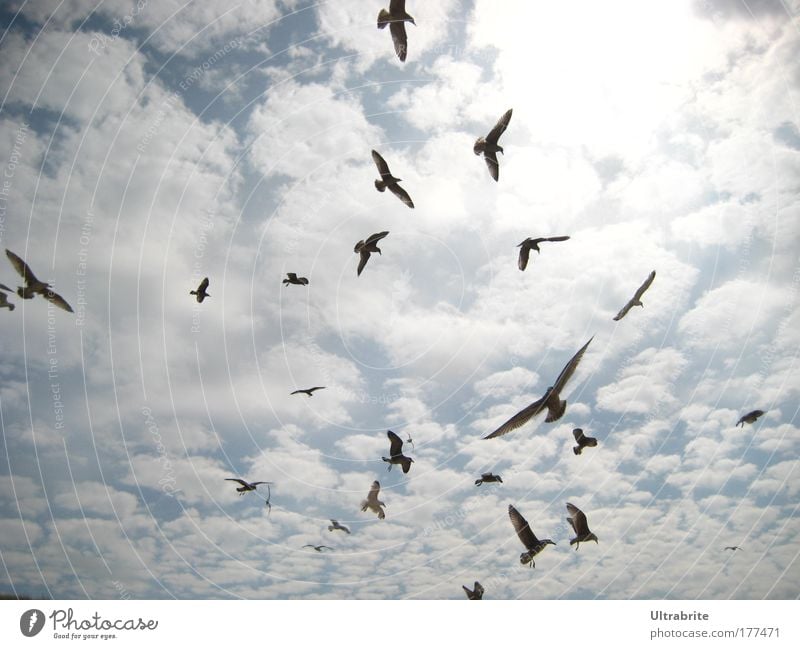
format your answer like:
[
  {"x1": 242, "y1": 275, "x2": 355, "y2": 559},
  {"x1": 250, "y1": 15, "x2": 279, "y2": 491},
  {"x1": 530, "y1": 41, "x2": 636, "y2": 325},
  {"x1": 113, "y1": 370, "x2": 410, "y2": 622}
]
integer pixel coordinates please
[
  {"x1": 377, "y1": 0, "x2": 415, "y2": 62},
  {"x1": 283, "y1": 273, "x2": 309, "y2": 286},
  {"x1": 291, "y1": 387, "x2": 326, "y2": 397},
  {"x1": 360, "y1": 480, "x2": 386, "y2": 520},
  {"x1": 474, "y1": 109, "x2": 513, "y2": 181},
  {"x1": 736, "y1": 410, "x2": 765, "y2": 427},
  {"x1": 517, "y1": 236, "x2": 571, "y2": 271},
  {"x1": 355, "y1": 231, "x2": 389, "y2": 276},
  {"x1": 303, "y1": 545, "x2": 333, "y2": 552},
  {"x1": 508, "y1": 505, "x2": 555, "y2": 568},
  {"x1": 5, "y1": 249, "x2": 73, "y2": 312},
  {"x1": 572, "y1": 428, "x2": 598, "y2": 455},
  {"x1": 406, "y1": 433, "x2": 415, "y2": 451},
  {"x1": 225, "y1": 478, "x2": 274, "y2": 513},
  {"x1": 328, "y1": 520, "x2": 351, "y2": 534},
  {"x1": 474, "y1": 472, "x2": 503, "y2": 486},
  {"x1": 462, "y1": 582, "x2": 484, "y2": 600},
  {"x1": 372, "y1": 150, "x2": 414, "y2": 208},
  {"x1": 382, "y1": 430, "x2": 414, "y2": 473},
  {"x1": 190, "y1": 277, "x2": 210, "y2": 303},
  {"x1": 0, "y1": 283, "x2": 14, "y2": 311},
  {"x1": 566, "y1": 503, "x2": 598, "y2": 550},
  {"x1": 613, "y1": 270, "x2": 656, "y2": 321},
  {"x1": 484, "y1": 337, "x2": 593, "y2": 439},
  {"x1": 724, "y1": 546, "x2": 743, "y2": 551}
]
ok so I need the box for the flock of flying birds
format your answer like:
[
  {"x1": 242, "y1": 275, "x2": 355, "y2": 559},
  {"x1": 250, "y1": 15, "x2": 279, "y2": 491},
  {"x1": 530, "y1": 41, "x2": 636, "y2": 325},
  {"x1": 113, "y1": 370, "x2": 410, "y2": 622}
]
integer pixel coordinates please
[{"x1": 1, "y1": 0, "x2": 767, "y2": 599}]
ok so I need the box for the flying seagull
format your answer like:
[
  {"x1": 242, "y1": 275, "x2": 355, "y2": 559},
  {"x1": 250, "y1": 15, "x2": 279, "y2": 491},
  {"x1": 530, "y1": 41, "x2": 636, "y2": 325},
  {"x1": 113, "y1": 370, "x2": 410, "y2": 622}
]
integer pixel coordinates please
[
  {"x1": 303, "y1": 545, "x2": 333, "y2": 553},
  {"x1": 328, "y1": 520, "x2": 351, "y2": 534},
  {"x1": 517, "y1": 236, "x2": 571, "y2": 271},
  {"x1": 190, "y1": 277, "x2": 210, "y2": 303},
  {"x1": 283, "y1": 273, "x2": 309, "y2": 286},
  {"x1": 736, "y1": 410, "x2": 765, "y2": 427},
  {"x1": 291, "y1": 387, "x2": 326, "y2": 397},
  {"x1": 613, "y1": 270, "x2": 656, "y2": 321},
  {"x1": 572, "y1": 428, "x2": 598, "y2": 455},
  {"x1": 566, "y1": 502, "x2": 598, "y2": 550},
  {"x1": 360, "y1": 480, "x2": 386, "y2": 520},
  {"x1": 0, "y1": 283, "x2": 14, "y2": 311},
  {"x1": 724, "y1": 546, "x2": 743, "y2": 552},
  {"x1": 372, "y1": 150, "x2": 414, "y2": 208},
  {"x1": 474, "y1": 109, "x2": 513, "y2": 181},
  {"x1": 225, "y1": 478, "x2": 274, "y2": 513},
  {"x1": 377, "y1": 0, "x2": 415, "y2": 62},
  {"x1": 462, "y1": 582, "x2": 484, "y2": 600},
  {"x1": 382, "y1": 430, "x2": 414, "y2": 473},
  {"x1": 5, "y1": 249, "x2": 73, "y2": 312},
  {"x1": 406, "y1": 433, "x2": 415, "y2": 451},
  {"x1": 484, "y1": 337, "x2": 593, "y2": 439},
  {"x1": 475, "y1": 472, "x2": 503, "y2": 486},
  {"x1": 355, "y1": 231, "x2": 390, "y2": 276},
  {"x1": 508, "y1": 505, "x2": 555, "y2": 568}
]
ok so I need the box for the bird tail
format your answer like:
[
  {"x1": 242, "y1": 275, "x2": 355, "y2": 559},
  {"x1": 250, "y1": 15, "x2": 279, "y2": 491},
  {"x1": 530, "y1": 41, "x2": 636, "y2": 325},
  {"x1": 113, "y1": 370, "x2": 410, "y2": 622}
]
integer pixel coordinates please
[
  {"x1": 573, "y1": 446, "x2": 581, "y2": 455},
  {"x1": 545, "y1": 399, "x2": 567, "y2": 423},
  {"x1": 474, "y1": 479, "x2": 482, "y2": 486},
  {"x1": 377, "y1": 9, "x2": 390, "y2": 28},
  {"x1": 374, "y1": 179, "x2": 387, "y2": 192}
]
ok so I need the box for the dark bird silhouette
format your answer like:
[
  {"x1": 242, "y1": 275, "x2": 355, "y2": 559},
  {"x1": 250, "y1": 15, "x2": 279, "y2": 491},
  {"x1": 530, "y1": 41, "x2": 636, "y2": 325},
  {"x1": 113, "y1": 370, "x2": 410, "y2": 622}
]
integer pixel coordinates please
[
  {"x1": 724, "y1": 546, "x2": 743, "y2": 551},
  {"x1": 462, "y1": 582, "x2": 484, "y2": 600},
  {"x1": 377, "y1": 0, "x2": 415, "y2": 62},
  {"x1": 474, "y1": 472, "x2": 503, "y2": 486},
  {"x1": 355, "y1": 231, "x2": 389, "y2": 276},
  {"x1": 0, "y1": 283, "x2": 14, "y2": 311},
  {"x1": 566, "y1": 503, "x2": 598, "y2": 550},
  {"x1": 360, "y1": 480, "x2": 386, "y2": 520},
  {"x1": 225, "y1": 478, "x2": 273, "y2": 513},
  {"x1": 474, "y1": 109, "x2": 513, "y2": 181},
  {"x1": 291, "y1": 387, "x2": 326, "y2": 397},
  {"x1": 303, "y1": 545, "x2": 333, "y2": 552},
  {"x1": 572, "y1": 428, "x2": 598, "y2": 455},
  {"x1": 736, "y1": 410, "x2": 765, "y2": 427},
  {"x1": 190, "y1": 277, "x2": 210, "y2": 303},
  {"x1": 613, "y1": 270, "x2": 656, "y2": 321},
  {"x1": 372, "y1": 150, "x2": 414, "y2": 208},
  {"x1": 517, "y1": 236, "x2": 571, "y2": 271},
  {"x1": 283, "y1": 272, "x2": 309, "y2": 286},
  {"x1": 508, "y1": 505, "x2": 555, "y2": 568},
  {"x1": 382, "y1": 430, "x2": 414, "y2": 473},
  {"x1": 5, "y1": 249, "x2": 73, "y2": 312},
  {"x1": 484, "y1": 337, "x2": 593, "y2": 439},
  {"x1": 328, "y1": 519, "x2": 351, "y2": 534}
]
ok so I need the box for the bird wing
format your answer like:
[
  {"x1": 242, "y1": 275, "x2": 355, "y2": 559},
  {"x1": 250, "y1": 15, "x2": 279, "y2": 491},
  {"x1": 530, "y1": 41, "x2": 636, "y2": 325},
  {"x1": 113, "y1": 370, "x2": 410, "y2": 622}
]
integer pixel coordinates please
[
  {"x1": 0, "y1": 283, "x2": 12, "y2": 292},
  {"x1": 484, "y1": 150, "x2": 500, "y2": 181},
  {"x1": 371, "y1": 150, "x2": 391, "y2": 178},
  {"x1": 42, "y1": 289, "x2": 74, "y2": 313},
  {"x1": 518, "y1": 244, "x2": 531, "y2": 271},
  {"x1": 290, "y1": 390, "x2": 304, "y2": 395},
  {"x1": 389, "y1": 21, "x2": 408, "y2": 61},
  {"x1": 632, "y1": 270, "x2": 656, "y2": 302},
  {"x1": 387, "y1": 430, "x2": 404, "y2": 456},
  {"x1": 508, "y1": 504, "x2": 540, "y2": 550},
  {"x1": 250, "y1": 481, "x2": 272, "y2": 487},
  {"x1": 287, "y1": 273, "x2": 298, "y2": 281},
  {"x1": 551, "y1": 336, "x2": 593, "y2": 396},
  {"x1": 483, "y1": 394, "x2": 548, "y2": 439},
  {"x1": 473, "y1": 582, "x2": 484, "y2": 598},
  {"x1": 388, "y1": 183, "x2": 414, "y2": 208},
  {"x1": 5, "y1": 249, "x2": 40, "y2": 286},
  {"x1": 367, "y1": 481, "x2": 381, "y2": 502},
  {"x1": 198, "y1": 277, "x2": 209, "y2": 292},
  {"x1": 225, "y1": 478, "x2": 248, "y2": 487},
  {"x1": 308, "y1": 387, "x2": 325, "y2": 393},
  {"x1": 566, "y1": 503, "x2": 589, "y2": 535},
  {"x1": 573, "y1": 428, "x2": 585, "y2": 443},
  {"x1": 613, "y1": 299, "x2": 634, "y2": 321},
  {"x1": 357, "y1": 250, "x2": 370, "y2": 276},
  {"x1": 389, "y1": 0, "x2": 406, "y2": 13},
  {"x1": 486, "y1": 109, "x2": 513, "y2": 145},
  {"x1": 366, "y1": 231, "x2": 390, "y2": 246},
  {"x1": 544, "y1": 235, "x2": 571, "y2": 243}
]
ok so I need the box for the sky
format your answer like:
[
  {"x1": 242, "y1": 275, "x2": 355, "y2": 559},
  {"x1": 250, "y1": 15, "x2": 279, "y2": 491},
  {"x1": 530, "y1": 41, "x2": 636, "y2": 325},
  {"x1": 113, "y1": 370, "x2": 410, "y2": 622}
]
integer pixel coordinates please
[{"x1": 0, "y1": 0, "x2": 798, "y2": 600}]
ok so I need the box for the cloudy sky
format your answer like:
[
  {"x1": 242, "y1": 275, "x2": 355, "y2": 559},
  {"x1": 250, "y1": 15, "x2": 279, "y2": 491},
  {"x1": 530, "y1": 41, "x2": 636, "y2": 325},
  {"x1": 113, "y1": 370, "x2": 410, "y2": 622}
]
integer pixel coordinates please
[{"x1": 0, "y1": 0, "x2": 798, "y2": 600}]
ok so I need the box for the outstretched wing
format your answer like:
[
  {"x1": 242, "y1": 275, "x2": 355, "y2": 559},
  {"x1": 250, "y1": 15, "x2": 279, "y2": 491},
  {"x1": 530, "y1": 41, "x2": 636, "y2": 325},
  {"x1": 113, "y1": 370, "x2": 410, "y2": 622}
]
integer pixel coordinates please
[
  {"x1": 308, "y1": 387, "x2": 325, "y2": 393},
  {"x1": 633, "y1": 270, "x2": 656, "y2": 302},
  {"x1": 518, "y1": 244, "x2": 531, "y2": 271},
  {"x1": 473, "y1": 581, "x2": 484, "y2": 599},
  {"x1": 286, "y1": 273, "x2": 298, "y2": 281},
  {"x1": 544, "y1": 236, "x2": 570, "y2": 243},
  {"x1": 389, "y1": 183, "x2": 414, "y2": 208},
  {"x1": 368, "y1": 480, "x2": 381, "y2": 501},
  {"x1": 198, "y1": 277, "x2": 209, "y2": 292},
  {"x1": 483, "y1": 394, "x2": 548, "y2": 439},
  {"x1": 366, "y1": 231, "x2": 390, "y2": 246},
  {"x1": 225, "y1": 478, "x2": 248, "y2": 487},
  {"x1": 551, "y1": 337, "x2": 593, "y2": 396},
  {"x1": 389, "y1": 21, "x2": 408, "y2": 62},
  {"x1": 484, "y1": 150, "x2": 500, "y2": 181},
  {"x1": 508, "y1": 504, "x2": 540, "y2": 551},
  {"x1": 5, "y1": 249, "x2": 39, "y2": 286},
  {"x1": 0, "y1": 283, "x2": 12, "y2": 292},
  {"x1": 573, "y1": 428, "x2": 585, "y2": 443},
  {"x1": 389, "y1": 0, "x2": 406, "y2": 13},
  {"x1": 250, "y1": 481, "x2": 272, "y2": 487},
  {"x1": 371, "y1": 150, "x2": 391, "y2": 178},
  {"x1": 486, "y1": 109, "x2": 513, "y2": 145},
  {"x1": 357, "y1": 250, "x2": 370, "y2": 276},
  {"x1": 387, "y1": 430, "x2": 404, "y2": 456},
  {"x1": 566, "y1": 502, "x2": 589, "y2": 536},
  {"x1": 613, "y1": 299, "x2": 634, "y2": 321},
  {"x1": 42, "y1": 290, "x2": 74, "y2": 313}
]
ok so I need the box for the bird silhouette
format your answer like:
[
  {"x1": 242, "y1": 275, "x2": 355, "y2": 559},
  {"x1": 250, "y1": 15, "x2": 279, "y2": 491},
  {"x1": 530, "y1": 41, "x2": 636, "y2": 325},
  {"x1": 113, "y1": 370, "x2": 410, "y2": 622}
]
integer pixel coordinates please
[
  {"x1": 283, "y1": 273, "x2": 309, "y2": 286},
  {"x1": 360, "y1": 480, "x2": 386, "y2": 520},
  {"x1": 382, "y1": 430, "x2": 414, "y2": 473},
  {"x1": 474, "y1": 472, "x2": 503, "y2": 486},
  {"x1": 517, "y1": 236, "x2": 570, "y2": 271},
  {"x1": 190, "y1": 277, "x2": 210, "y2": 303},
  {"x1": 736, "y1": 410, "x2": 765, "y2": 427},
  {"x1": 508, "y1": 504, "x2": 555, "y2": 568},
  {"x1": 303, "y1": 545, "x2": 333, "y2": 552},
  {"x1": 566, "y1": 503, "x2": 598, "y2": 550},
  {"x1": 474, "y1": 109, "x2": 513, "y2": 181},
  {"x1": 5, "y1": 249, "x2": 73, "y2": 312},
  {"x1": 613, "y1": 270, "x2": 656, "y2": 321},
  {"x1": 355, "y1": 231, "x2": 389, "y2": 276},
  {"x1": 291, "y1": 387, "x2": 326, "y2": 397},
  {"x1": 0, "y1": 283, "x2": 14, "y2": 311},
  {"x1": 372, "y1": 150, "x2": 414, "y2": 208},
  {"x1": 724, "y1": 546, "x2": 743, "y2": 551},
  {"x1": 572, "y1": 428, "x2": 598, "y2": 455},
  {"x1": 328, "y1": 520, "x2": 351, "y2": 534},
  {"x1": 462, "y1": 582, "x2": 484, "y2": 600},
  {"x1": 377, "y1": 0, "x2": 415, "y2": 62},
  {"x1": 484, "y1": 337, "x2": 593, "y2": 438},
  {"x1": 225, "y1": 478, "x2": 273, "y2": 513}
]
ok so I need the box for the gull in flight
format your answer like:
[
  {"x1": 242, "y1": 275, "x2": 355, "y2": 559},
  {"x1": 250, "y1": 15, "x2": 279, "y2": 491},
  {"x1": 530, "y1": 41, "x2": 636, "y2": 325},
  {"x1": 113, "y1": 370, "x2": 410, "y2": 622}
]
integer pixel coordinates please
[
  {"x1": 328, "y1": 520, "x2": 351, "y2": 534},
  {"x1": 190, "y1": 277, "x2": 210, "y2": 303},
  {"x1": 377, "y1": 0, "x2": 415, "y2": 62},
  {"x1": 283, "y1": 273, "x2": 309, "y2": 286},
  {"x1": 355, "y1": 231, "x2": 390, "y2": 276},
  {"x1": 382, "y1": 430, "x2": 414, "y2": 473},
  {"x1": 303, "y1": 545, "x2": 333, "y2": 553},
  {"x1": 736, "y1": 410, "x2": 765, "y2": 427},
  {"x1": 462, "y1": 582, "x2": 484, "y2": 600},
  {"x1": 724, "y1": 546, "x2": 743, "y2": 552},
  {"x1": 484, "y1": 337, "x2": 593, "y2": 439},
  {"x1": 225, "y1": 478, "x2": 274, "y2": 514},
  {"x1": 291, "y1": 387, "x2": 326, "y2": 397},
  {"x1": 0, "y1": 283, "x2": 14, "y2": 311},
  {"x1": 613, "y1": 270, "x2": 656, "y2": 321},
  {"x1": 474, "y1": 109, "x2": 513, "y2": 181},
  {"x1": 572, "y1": 428, "x2": 598, "y2": 455},
  {"x1": 566, "y1": 503, "x2": 598, "y2": 550},
  {"x1": 372, "y1": 150, "x2": 414, "y2": 208},
  {"x1": 360, "y1": 480, "x2": 386, "y2": 520},
  {"x1": 474, "y1": 472, "x2": 503, "y2": 486},
  {"x1": 5, "y1": 249, "x2": 73, "y2": 312},
  {"x1": 517, "y1": 236, "x2": 571, "y2": 271},
  {"x1": 508, "y1": 505, "x2": 555, "y2": 568}
]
